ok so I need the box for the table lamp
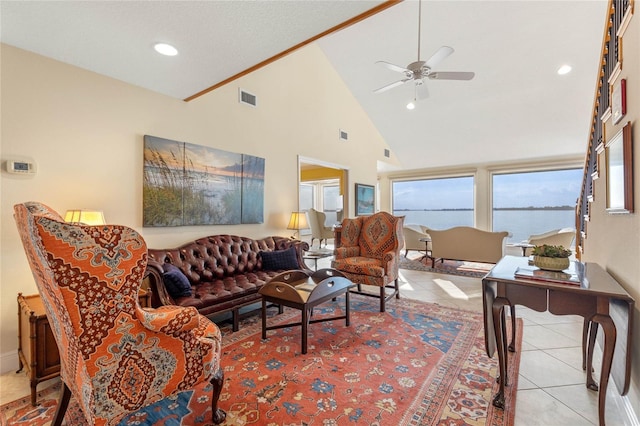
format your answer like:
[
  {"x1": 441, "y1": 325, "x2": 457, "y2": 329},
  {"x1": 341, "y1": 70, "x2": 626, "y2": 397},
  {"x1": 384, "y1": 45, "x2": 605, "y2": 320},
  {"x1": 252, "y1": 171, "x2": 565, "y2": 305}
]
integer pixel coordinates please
[
  {"x1": 287, "y1": 211, "x2": 309, "y2": 239},
  {"x1": 64, "y1": 209, "x2": 106, "y2": 225}
]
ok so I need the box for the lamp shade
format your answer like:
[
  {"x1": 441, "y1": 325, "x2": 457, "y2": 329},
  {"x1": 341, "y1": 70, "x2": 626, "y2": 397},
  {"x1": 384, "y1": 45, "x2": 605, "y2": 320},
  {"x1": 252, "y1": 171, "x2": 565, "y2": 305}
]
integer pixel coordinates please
[
  {"x1": 287, "y1": 211, "x2": 309, "y2": 230},
  {"x1": 64, "y1": 209, "x2": 106, "y2": 225}
]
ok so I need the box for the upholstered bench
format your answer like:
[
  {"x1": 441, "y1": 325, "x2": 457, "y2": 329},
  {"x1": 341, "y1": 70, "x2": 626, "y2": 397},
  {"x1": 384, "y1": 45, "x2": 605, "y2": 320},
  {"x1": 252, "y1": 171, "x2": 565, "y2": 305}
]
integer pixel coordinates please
[{"x1": 145, "y1": 235, "x2": 309, "y2": 330}]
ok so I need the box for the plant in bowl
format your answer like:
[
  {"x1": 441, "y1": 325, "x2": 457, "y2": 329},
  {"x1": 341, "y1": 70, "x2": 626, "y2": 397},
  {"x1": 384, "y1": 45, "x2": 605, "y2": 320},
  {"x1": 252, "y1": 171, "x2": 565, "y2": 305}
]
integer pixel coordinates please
[{"x1": 531, "y1": 244, "x2": 572, "y2": 271}]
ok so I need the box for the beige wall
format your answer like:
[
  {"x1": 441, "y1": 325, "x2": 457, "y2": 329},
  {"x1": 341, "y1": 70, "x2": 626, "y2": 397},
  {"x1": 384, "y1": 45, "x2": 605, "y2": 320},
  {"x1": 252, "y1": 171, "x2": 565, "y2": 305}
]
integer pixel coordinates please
[
  {"x1": 582, "y1": 12, "x2": 640, "y2": 416},
  {"x1": 0, "y1": 43, "x2": 396, "y2": 372}
]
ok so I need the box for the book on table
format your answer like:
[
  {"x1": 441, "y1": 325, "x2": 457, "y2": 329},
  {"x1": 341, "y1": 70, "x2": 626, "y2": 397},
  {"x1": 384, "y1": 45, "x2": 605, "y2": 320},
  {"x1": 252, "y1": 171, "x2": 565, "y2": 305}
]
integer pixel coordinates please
[{"x1": 514, "y1": 261, "x2": 583, "y2": 286}]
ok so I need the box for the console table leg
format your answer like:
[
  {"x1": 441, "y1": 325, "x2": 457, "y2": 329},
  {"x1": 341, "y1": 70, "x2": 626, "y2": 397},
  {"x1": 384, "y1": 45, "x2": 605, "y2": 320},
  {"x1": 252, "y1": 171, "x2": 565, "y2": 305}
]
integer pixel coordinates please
[
  {"x1": 508, "y1": 304, "x2": 516, "y2": 353},
  {"x1": 491, "y1": 297, "x2": 510, "y2": 408},
  {"x1": 586, "y1": 320, "x2": 599, "y2": 391},
  {"x1": 593, "y1": 314, "x2": 616, "y2": 426}
]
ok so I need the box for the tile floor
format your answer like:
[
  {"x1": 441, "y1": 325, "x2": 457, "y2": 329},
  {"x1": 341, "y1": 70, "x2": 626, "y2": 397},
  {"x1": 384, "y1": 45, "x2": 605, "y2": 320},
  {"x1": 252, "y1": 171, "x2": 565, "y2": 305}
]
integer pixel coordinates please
[{"x1": 0, "y1": 252, "x2": 632, "y2": 425}]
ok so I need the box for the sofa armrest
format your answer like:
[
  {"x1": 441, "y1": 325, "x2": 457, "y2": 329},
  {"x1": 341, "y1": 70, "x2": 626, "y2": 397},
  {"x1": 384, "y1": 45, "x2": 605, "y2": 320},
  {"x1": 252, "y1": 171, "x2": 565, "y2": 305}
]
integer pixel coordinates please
[{"x1": 144, "y1": 258, "x2": 177, "y2": 308}]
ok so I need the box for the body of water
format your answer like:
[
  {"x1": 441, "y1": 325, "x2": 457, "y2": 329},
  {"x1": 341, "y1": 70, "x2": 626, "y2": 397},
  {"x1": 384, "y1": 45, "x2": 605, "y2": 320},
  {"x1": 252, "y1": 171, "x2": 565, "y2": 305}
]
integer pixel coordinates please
[{"x1": 395, "y1": 209, "x2": 575, "y2": 244}]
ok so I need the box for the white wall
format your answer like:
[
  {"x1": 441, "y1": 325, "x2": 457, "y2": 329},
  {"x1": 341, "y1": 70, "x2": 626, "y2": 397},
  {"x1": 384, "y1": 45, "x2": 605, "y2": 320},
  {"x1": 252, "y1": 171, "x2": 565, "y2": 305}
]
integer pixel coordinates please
[{"x1": 0, "y1": 43, "x2": 397, "y2": 372}]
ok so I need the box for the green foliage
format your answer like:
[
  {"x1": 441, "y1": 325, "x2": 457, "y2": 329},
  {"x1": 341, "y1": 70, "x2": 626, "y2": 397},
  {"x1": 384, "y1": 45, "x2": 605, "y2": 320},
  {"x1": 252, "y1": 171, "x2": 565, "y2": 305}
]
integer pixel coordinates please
[{"x1": 532, "y1": 244, "x2": 572, "y2": 258}]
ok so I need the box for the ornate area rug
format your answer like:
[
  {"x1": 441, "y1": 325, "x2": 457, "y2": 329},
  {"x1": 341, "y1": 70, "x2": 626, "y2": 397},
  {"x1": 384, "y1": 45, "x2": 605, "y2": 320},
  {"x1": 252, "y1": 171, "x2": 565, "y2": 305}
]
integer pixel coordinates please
[
  {"x1": 1, "y1": 296, "x2": 521, "y2": 426},
  {"x1": 400, "y1": 256, "x2": 494, "y2": 278}
]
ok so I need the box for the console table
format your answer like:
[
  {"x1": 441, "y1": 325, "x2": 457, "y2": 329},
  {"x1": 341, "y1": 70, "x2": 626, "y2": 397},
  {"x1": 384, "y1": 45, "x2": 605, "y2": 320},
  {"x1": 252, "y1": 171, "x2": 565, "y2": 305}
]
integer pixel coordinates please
[{"x1": 482, "y1": 256, "x2": 634, "y2": 426}]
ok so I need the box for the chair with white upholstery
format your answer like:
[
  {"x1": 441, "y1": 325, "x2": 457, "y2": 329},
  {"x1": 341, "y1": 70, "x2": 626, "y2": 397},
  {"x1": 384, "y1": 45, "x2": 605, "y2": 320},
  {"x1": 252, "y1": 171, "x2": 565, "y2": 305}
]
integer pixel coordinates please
[
  {"x1": 524, "y1": 228, "x2": 575, "y2": 256},
  {"x1": 307, "y1": 208, "x2": 334, "y2": 248},
  {"x1": 402, "y1": 224, "x2": 431, "y2": 257}
]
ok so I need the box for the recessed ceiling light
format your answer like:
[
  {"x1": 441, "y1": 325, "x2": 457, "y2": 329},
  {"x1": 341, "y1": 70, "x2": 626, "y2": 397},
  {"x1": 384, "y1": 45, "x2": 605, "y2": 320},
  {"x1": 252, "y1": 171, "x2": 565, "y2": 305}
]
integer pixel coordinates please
[
  {"x1": 154, "y1": 43, "x2": 178, "y2": 56},
  {"x1": 557, "y1": 65, "x2": 572, "y2": 75},
  {"x1": 406, "y1": 101, "x2": 416, "y2": 110}
]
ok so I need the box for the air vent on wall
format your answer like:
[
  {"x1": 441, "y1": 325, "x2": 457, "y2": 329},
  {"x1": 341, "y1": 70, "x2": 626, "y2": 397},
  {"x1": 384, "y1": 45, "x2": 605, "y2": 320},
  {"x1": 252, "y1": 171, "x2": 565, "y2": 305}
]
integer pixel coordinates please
[
  {"x1": 239, "y1": 89, "x2": 257, "y2": 107},
  {"x1": 339, "y1": 129, "x2": 348, "y2": 141},
  {"x1": 384, "y1": 149, "x2": 390, "y2": 158}
]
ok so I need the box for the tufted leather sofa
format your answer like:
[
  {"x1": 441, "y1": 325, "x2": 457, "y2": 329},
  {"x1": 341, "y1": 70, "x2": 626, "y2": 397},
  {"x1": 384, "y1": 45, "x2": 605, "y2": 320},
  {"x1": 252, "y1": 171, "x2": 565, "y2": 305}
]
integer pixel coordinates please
[{"x1": 145, "y1": 235, "x2": 309, "y2": 331}]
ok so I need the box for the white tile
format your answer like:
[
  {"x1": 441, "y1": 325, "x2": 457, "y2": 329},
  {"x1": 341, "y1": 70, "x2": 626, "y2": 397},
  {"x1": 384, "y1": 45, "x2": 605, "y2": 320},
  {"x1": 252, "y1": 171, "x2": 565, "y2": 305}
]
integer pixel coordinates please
[
  {"x1": 543, "y1": 384, "x2": 600, "y2": 425},
  {"x1": 514, "y1": 389, "x2": 594, "y2": 426},
  {"x1": 522, "y1": 324, "x2": 581, "y2": 350},
  {"x1": 543, "y1": 346, "x2": 584, "y2": 370},
  {"x1": 517, "y1": 374, "x2": 538, "y2": 390},
  {"x1": 519, "y1": 350, "x2": 586, "y2": 388},
  {"x1": 545, "y1": 321, "x2": 585, "y2": 340}
]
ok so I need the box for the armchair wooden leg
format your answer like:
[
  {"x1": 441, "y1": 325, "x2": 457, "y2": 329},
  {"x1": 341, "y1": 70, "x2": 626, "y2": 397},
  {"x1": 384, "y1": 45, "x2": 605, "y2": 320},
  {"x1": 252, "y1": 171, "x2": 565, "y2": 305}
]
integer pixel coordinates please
[
  {"x1": 51, "y1": 382, "x2": 71, "y2": 426},
  {"x1": 394, "y1": 279, "x2": 400, "y2": 299},
  {"x1": 379, "y1": 287, "x2": 386, "y2": 312},
  {"x1": 210, "y1": 368, "x2": 226, "y2": 424}
]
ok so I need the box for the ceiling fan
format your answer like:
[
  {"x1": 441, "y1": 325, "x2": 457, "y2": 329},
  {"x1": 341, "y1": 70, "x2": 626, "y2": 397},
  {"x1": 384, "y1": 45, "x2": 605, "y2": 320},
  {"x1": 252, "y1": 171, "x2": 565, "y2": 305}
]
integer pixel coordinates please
[{"x1": 373, "y1": 0, "x2": 475, "y2": 100}]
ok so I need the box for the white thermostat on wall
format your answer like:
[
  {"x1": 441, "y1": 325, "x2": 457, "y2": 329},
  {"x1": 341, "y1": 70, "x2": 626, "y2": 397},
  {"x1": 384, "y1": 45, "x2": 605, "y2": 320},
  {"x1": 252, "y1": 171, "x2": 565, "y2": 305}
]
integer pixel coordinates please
[{"x1": 6, "y1": 159, "x2": 37, "y2": 175}]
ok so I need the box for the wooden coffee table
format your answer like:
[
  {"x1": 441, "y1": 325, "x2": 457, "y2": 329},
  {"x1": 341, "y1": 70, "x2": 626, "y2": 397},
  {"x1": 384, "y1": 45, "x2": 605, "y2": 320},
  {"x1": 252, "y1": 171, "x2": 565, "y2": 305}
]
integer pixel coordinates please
[{"x1": 259, "y1": 268, "x2": 354, "y2": 354}]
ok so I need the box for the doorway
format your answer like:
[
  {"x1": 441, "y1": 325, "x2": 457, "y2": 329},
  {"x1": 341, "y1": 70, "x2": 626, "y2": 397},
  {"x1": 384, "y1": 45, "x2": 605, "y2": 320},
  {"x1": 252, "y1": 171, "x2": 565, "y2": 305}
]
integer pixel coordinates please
[{"x1": 298, "y1": 156, "x2": 348, "y2": 236}]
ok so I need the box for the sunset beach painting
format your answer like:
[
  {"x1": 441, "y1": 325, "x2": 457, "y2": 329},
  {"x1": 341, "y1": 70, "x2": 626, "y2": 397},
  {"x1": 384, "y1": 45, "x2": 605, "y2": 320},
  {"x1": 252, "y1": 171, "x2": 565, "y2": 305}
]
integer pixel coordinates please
[{"x1": 143, "y1": 135, "x2": 264, "y2": 226}]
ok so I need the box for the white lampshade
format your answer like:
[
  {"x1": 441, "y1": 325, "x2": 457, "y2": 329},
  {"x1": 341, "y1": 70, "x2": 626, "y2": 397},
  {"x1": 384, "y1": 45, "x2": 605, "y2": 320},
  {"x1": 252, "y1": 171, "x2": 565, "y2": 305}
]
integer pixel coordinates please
[
  {"x1": 287, "y1": 211, "x2": 309, "y2": 231},
  {"x1": 64, "y1": 209, "x2": 106, "y2": 225}
]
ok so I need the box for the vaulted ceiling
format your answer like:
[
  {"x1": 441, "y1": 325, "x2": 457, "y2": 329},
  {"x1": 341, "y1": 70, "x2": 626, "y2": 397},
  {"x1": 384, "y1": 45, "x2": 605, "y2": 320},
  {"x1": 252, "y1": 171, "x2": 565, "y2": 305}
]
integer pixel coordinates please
[{"x1": 1, "y1": 0, "x2": 608, "y2": 172}]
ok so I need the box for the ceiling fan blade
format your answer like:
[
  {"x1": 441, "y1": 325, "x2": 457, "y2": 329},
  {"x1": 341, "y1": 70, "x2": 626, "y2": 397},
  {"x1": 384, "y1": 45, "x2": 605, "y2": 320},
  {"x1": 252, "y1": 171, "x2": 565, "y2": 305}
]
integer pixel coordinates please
[
  {"x1": 376, "y1": 61, "x2": 410, "y2": 74},
  {"x1": 416, "y1": 82, "x2": 429, "y2": 100},
  {"x1": 428, "y1": 71, "x2": 475, "y2": 81},
  {"x1": 424, "y1": 46, "x2": 454, "y2": 68},
  {"x1": 373, "y1": 78, "x2": 411, "y2": 94}
]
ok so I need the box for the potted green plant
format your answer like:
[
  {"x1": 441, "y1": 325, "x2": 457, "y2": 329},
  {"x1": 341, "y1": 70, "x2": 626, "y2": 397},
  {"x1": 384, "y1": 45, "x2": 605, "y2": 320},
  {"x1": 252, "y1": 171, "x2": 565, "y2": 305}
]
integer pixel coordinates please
[{"x1": 531, "y1": 244, "x2": 572, "y2": 271}]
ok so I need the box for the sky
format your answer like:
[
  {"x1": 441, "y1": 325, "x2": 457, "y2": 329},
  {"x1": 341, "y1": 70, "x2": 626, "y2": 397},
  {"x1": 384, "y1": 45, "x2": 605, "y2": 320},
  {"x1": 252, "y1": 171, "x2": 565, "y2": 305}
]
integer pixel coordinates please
[{"x1": 393, "y1": 169, "x2": 582, "y2": 210}]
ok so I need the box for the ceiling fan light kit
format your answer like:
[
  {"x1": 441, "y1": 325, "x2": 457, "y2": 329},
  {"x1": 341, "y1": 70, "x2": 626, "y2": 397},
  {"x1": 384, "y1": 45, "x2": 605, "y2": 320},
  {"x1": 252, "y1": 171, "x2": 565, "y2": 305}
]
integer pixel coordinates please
[{"x1": 373, "y1": 0, "x2": 475, "y2": 102}]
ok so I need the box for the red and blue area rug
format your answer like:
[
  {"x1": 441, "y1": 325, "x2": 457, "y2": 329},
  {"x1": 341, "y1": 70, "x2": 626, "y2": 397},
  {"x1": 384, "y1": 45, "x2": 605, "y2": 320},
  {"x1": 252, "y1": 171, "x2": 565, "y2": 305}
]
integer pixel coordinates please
[{"x1": 1, "y1": 296, "x2": 520, "y2": 425}]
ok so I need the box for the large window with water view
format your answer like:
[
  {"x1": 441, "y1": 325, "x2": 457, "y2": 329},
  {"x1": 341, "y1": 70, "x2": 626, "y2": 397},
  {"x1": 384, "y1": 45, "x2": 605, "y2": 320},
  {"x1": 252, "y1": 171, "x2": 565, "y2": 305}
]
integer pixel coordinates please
[
  {"x1": 492, "y1": 169, "x2": 581, "y2": 244},
  {"x1": 392, "y1": 176, "x2": 474, "y2": 229}
]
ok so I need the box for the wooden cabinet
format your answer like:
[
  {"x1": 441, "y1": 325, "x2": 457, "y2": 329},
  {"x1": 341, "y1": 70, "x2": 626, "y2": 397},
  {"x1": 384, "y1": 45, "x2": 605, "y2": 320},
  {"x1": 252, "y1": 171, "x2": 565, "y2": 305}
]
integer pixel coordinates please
[
  {"x1": 17, "y1": 290, "x2": 150, "y2": 406},
  {"x1": 17, "y1": 293, "x2": 61, "y2": 406}
]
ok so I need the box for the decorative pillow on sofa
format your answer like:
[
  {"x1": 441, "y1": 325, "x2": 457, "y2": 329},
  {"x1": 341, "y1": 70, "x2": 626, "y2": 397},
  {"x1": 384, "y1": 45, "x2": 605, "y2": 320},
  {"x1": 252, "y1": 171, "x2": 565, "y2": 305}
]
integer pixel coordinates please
[
  {"x1": 260, "y1": 247, "x2": 299, "y2": 271},
  {"x1": 162, "y1": 264, "x2": 193, "y2": 298}
]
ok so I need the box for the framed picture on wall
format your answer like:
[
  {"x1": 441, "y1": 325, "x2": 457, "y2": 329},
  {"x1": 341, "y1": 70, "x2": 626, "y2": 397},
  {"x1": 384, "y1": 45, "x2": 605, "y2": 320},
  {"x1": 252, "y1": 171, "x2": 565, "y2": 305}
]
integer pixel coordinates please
[
  {"x1": 355, "y1": 183, "x2": 375, "y2": 216},
  {"x1": 606, "y1": 121, "x2": 633, "y2": 213}
]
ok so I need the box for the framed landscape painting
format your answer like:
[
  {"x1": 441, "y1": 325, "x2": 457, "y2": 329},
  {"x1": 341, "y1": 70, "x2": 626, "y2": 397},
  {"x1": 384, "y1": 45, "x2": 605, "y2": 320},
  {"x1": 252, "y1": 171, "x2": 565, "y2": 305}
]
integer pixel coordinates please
[
  {"x1": 355, "y1": 183, "x2": 375, "y2": 215},
  {"x1": 143, "y1": 135, "x2": 265, "y2": 226}
]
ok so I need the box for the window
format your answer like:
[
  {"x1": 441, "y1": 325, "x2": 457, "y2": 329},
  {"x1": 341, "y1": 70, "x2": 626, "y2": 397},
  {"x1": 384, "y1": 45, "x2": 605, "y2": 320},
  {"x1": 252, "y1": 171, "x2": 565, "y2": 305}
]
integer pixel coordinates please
[
  {"x1": 492, "y1": 169, "x2": 581, "y2": 243},
  {"x1": 322, "y1": 184, "x2": 341, "y2": 224},
  {"x1": 392, "y1": 176, "x2": 474, "y2": 229},
  {"x1": 299, "y1": 181, "x2": 342, "y2": 227},
  {"x1": 299, "y1": 184, "x2": 314, "y2": 212}
]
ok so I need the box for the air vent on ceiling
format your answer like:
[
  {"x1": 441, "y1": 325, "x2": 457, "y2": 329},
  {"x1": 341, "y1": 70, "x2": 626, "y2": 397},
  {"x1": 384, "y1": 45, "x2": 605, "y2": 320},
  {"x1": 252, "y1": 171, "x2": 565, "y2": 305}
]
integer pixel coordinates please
[
  {"x1": 239, "y1": 89, "x2": 257, "y2": 107},
  {"x1": 384, "y1": 149, "x2": 390, "y2": 158},
  {"x1": 339, "y1": 129, "x2": 348, "y2": 141}
]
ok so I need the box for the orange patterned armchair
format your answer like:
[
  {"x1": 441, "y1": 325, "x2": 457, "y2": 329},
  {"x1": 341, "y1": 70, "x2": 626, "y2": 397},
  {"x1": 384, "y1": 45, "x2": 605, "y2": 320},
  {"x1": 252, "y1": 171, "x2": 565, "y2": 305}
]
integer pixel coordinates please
[
  {"x1": 331, "y1": 211, "x2": 405, "y2": 312},
  {"x1": 13, "y1": 202, "x2": 225, "y2": 426}
]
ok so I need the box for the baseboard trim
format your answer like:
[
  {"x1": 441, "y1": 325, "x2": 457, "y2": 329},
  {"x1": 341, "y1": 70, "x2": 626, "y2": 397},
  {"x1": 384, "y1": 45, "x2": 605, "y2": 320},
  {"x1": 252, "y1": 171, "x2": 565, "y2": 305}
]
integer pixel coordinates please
[
  {"x1": 614, "y1": 393, "x2": 640, "y2": 426},
  {"x1": 595, "y1": 340, "x2": 640, "y2": 425},
  {"x1": 0, "y1": 350, "x2": 19, "y2": 375}
]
